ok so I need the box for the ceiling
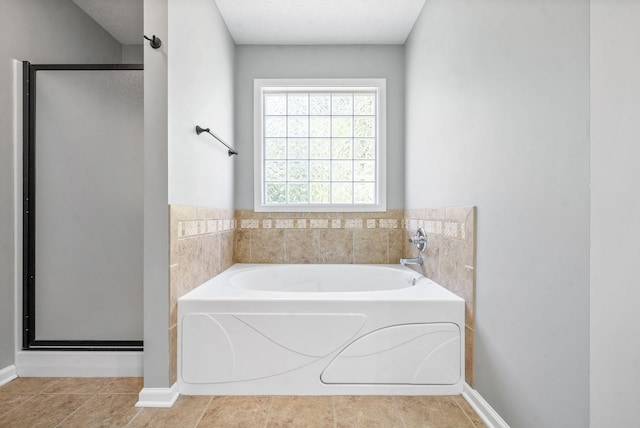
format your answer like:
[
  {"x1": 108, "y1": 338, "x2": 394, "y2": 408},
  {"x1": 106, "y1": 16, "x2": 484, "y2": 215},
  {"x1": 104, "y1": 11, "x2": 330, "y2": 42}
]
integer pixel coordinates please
[
  {"x1": 72, "y1": 0, "x2": 425, "y2": 46},
  {"x1": 72, "y1": 0, "x2": 143, "y2": 45},
  {"x1": 214, "y1": 0, "x2": 426, "y2": 45}
]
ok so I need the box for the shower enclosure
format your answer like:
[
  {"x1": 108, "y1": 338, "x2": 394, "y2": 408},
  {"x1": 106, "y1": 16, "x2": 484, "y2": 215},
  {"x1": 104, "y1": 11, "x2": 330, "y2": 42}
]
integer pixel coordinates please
[{"x1": 22, "y1": 63, "x2": 143, "y2": 351}]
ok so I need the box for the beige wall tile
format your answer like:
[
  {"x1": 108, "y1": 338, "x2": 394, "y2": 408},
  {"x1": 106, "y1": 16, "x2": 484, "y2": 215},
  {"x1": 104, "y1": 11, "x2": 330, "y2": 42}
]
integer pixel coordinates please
[
  {"x1": 285, "y1": 230, "x2": 320, "y2": 264},
  {"x1": 170, "y1": 205, "x2": 199, "y2": 221},
  {"x1": 169, "y1": 265, "x2": 179, "y2": 328},
  {"x1": 235, "y1": 231, "x2": 251, "y2": 263},
  {"x1": 386, "y1": 209, "x2": 404, "y2": 218},
  {"x1": 169, "y1": 222, "x2": 178, "y2": 267},
  {"x1": 318, "y1": 229, "x2": 354, "y2": 263},
  {"x1": 404, "y1": 208, "x2": 425, "y2": 219},
  {"x1": 422, "y1": 235, "x2": 441, "y2": 284},
  {"x1": 251, "y1": 229, "x2": 285, "y2": 263},
  {"x1": 354, "y1": 230, "x2": 388, "y2": 264},
  {"x1": 201, "y1": 234, "x2": 221, "y2": 283},
  {"x1": 466, "y1": 325, "x2": 474, "y2": 388},
  {"x1": 388, "y1": 229, "x2": 404, "y2": 264},
  {"x1": 220, "y1": 231, "x2": 235, "y2": 270},
  {"x1": 438, "y1": 238, "x2": 461, "y2": 292},
  {"x1": 176, "y1": 237, "x2": 203, "y2": 292},
  {"x1": 424, "y1": 207, "x2": 446, "y2": 221},
  {"x1": 234, "y1": 209, "x2": 255, "y2": 219},
  {"x1": 169, "y1": 325, "x2": 177, "y2": 385},
  {"x1": 445, "y1": 206, "x2": 473, "y2": 223}
]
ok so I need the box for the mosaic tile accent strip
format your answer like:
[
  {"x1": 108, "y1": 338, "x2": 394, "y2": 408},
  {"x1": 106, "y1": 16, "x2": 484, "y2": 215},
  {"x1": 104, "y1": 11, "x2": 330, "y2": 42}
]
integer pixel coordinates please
[
  {"x1": 310, "y1": 219, "x2": 329, "y2": 228},
  {"x1": 404, "y1": 218, "x2": 467, "y2": 240},
  {"x1": 235, "y1": 212, "x2": 404, "y2": 230},
  {"x1": 379, "y1": 219, "x2": 398, "y2": 229},
  {"x1": 179, "y1": 218, "x2": 236, "y2": 238},
  {"x1": 345, "y1": 219, "x2": 363, "y2": 229}
]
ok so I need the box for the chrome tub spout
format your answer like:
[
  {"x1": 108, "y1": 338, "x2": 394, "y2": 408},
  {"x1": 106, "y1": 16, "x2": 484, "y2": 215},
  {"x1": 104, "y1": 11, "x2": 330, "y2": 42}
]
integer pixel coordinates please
[{"x1": 400, "y1": 256, "x2": 424, "y2": 266}]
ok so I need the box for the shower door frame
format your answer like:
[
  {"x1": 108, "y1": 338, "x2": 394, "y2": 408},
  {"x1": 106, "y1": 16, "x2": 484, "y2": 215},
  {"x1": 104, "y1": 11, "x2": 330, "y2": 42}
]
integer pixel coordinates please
[{"x1": 22, "y1": 62, "x2": 144, "y2": 351}]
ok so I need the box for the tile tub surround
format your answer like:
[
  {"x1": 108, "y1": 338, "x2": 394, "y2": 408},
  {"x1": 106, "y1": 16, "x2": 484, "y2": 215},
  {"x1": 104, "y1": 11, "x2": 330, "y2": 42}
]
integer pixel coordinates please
[
  {"x1": 404, "y1": 207, "x2": 477, "y2": 387},
  {"x1": 0, "y1": 377, "x2": 487, "y2": 427},
  {"x1": 169, "y1": 205, "x2": 236, "y2": 384},
  {"x1": 235, "y1": 210, "x2": 404, "y2": 264},
  {"x1": 168, "y1": 207, "x2": 476, "y2": 388}
]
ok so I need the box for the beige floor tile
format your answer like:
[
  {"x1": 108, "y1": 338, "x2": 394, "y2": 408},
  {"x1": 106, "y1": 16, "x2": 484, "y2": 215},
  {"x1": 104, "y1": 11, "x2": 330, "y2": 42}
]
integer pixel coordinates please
[
  {"x1": 452, "y1": 395, "x2": 487, "y2": 427},
  {"x1": 394, "y1": 396, "x2": 475, "y2": 428},
  {"x1": 0, "y1": 378, "x2": 62, "y2": 394},
  {"x1": 0, "y1": 394, "x2": 33, "y2": 418},
  {"x1": 100, "y1": 377, "x2": 143, "y2": 394},
  {"x1": 128, "y1": 395, "x2": 211, "y2": 428},
  {"x1": 0, "y1": 377, "x2": 487, "y2": 427},
  {"x1": 58, "y1": 393, "x2": 140, "y2": 427},
  {"x1": 41, "y1": 377, "x2": 113, "y2": 394},
  {"x1": 0, "y1": 393, "x2": 90, "y2": 428},
  {"x1": 267, "y1": 396, "x2": 333, "y2": 428},
  {"x1": 334, "y1": 396, "x2": 403, "y2": 428},
  {"x1": 197, "y1": 396, "x2": 271, "y2": 427}
]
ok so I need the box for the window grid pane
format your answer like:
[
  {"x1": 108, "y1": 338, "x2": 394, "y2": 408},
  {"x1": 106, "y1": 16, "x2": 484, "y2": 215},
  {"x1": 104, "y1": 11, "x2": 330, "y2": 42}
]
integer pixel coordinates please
[{"x1": 263, "y1": 89, "x2": 377, "y2": 206}]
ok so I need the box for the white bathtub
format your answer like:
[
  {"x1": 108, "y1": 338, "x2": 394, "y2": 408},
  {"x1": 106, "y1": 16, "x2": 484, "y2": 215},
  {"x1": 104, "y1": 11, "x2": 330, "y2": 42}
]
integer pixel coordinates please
[{"x1": 178, "y1": 264, "x2": 465, "y2": 395}]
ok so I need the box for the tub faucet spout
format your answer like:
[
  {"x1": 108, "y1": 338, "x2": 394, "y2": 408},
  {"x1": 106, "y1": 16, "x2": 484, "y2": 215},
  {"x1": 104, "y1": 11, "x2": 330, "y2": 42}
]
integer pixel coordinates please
[{"x1": 400, "y1": 256, "x2": 423, "y2": 266}]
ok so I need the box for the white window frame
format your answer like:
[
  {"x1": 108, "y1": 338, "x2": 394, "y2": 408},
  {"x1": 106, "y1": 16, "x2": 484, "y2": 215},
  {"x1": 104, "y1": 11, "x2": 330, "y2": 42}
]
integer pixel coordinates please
[{"x1": 254, "y1": 78, "x2": 387, "y2": 212}]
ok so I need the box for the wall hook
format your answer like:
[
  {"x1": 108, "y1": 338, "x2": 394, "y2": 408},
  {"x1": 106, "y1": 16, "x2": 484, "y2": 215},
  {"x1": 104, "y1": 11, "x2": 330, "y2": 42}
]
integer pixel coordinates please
[{"x1": 143, "y1": 35, "x2": 162, "y2": 49}]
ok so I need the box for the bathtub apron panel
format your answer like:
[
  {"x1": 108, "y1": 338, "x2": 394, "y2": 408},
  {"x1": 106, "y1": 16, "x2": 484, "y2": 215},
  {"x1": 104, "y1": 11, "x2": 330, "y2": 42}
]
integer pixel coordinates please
[
  {"x1": 320, "y1": 323, "x2": 461, "y2": 385},
  {"x1": 178, "y1": 264, "x2": 465, "y2": 395}
]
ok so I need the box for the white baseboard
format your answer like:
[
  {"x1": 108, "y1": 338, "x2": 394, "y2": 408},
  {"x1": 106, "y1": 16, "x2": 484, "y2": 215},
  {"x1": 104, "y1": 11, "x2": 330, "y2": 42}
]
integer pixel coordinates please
[
  {"x1": 0, "y1": 365, "x2": 18, "y2": 387},
  {"x1": 463, "y1": 383, "x2": 510, "y2": 428},
  {"x1": 136, "y1": 383, "x2": 180, "y2": 408},
  {"x1": 15, "y1": 351, "x2": 143, "y2": 377}
]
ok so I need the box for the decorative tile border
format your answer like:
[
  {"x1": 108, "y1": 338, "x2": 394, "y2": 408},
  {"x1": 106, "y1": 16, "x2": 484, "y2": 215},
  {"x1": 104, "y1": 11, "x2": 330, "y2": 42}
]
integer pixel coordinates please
[
  {"x1": 178, "y1": 219, "x2": 236, "y2": 238},
  {"x1": 235, "y1": 212, "x2": 404, "y2": 230},
  {"x1": 404, "y1": 218, "x2": 466, "y2": 240}
]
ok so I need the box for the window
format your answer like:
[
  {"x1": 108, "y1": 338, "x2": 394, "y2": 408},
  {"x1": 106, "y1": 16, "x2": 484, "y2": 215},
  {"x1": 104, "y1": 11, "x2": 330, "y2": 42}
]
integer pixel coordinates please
[{"x1": 254, "y1": 79, "x2": 386, "y2": 212}]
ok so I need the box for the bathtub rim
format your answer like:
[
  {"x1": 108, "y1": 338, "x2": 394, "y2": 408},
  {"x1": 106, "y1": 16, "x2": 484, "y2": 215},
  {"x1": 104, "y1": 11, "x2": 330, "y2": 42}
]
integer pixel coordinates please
[{"x1": 178, "y1": 263, "x2": 465, "y2": 302}]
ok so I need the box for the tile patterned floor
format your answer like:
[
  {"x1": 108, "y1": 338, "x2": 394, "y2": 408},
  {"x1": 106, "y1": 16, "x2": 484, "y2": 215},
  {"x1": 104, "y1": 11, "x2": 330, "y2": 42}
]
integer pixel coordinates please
[{"x1": 0, "y1": 377, "x2": 486, "y2": 427}]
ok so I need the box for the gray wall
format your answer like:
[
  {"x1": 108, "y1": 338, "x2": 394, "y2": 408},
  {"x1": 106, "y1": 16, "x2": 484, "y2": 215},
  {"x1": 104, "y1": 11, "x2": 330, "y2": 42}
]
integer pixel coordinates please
[
  {"x1": 143, "y1": 0, "x2": 169, "y2": 388},
  {"x1": 404, "y1": 1, "x2": 589, "y2": 427},
  {"x1": 0, "y1": 0, "x2": 122, "y2": 371},
  {"x1": 591, "y1": 1, "x2": 640, "y2": 426},
  {"x1": 234, "y1": 45, "x2": 405, "y2": 210},
  {"x1": 142, "y1": 0, "x2": 236, "y2": 389},
  {"x1": 168, "y1": 0, "x2": 235, "y2": 210},
  {"x1": 122, "y1": 45, "x2": 144, "y2": 63}
]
